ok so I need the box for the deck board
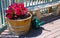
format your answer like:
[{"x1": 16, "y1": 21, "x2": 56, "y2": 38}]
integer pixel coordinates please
[{"x1": 0, "y1": 19, "x2": 60, "y2": 38}]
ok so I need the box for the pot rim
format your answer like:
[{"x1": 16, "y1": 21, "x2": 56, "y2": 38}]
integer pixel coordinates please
[{"x1": 5, "y1": 13, "x2": 32, "y2": 21}]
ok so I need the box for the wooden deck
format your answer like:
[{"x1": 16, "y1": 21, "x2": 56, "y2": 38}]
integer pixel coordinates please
[
  {"x1": 36, "y1": 19, "x2": 60, "y2": 38},
  {"x1": 0, "y1": 18, "x2": 60, "y2": 38}
]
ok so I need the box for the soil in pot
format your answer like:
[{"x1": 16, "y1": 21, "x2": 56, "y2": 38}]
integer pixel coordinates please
[{"x1": 10, "y1": 13, "x2": 30, "y2": 20}]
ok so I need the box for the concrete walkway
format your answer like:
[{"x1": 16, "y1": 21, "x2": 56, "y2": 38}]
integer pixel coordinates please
[{"x1": 1, "y1": 19, "x2": 60, "y2": 38}]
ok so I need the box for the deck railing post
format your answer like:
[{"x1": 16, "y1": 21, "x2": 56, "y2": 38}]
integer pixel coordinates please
[
  {"x1": 48, "y1": 7, "x2": 52, "y2": 13},
  {"x1": 35, "y1": 9, "x2": 41, "y2": 20},
  {"x1": 56, "y1": 4, "x2": 60, "y2": 16}
]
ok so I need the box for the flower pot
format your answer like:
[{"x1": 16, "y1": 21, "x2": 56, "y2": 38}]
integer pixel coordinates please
[{"x1": 5, "y1": 13, "x2": 32, "y2": 35}]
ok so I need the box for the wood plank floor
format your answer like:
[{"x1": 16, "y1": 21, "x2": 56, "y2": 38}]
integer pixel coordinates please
[{"x1": 0, "y1": 19, "x2": 60, "y2": 38}]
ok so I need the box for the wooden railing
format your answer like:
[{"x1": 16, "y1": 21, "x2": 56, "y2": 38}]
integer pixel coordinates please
[{"x1": 27, "y1": 1, "x2": 60, "y2": 20}]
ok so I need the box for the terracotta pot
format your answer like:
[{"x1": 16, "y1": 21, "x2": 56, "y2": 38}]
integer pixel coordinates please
[{"x1": 5, "y1": 13, "x2": 32, "y2": 35}]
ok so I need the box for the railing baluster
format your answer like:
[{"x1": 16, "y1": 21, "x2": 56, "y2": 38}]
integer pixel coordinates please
[
  {"x1": 30, "y1": 0, "x2": 32, "y2": 6},
  {"x1": 29, "y1": 0, "x2": 30, "y2": 6},
  {"x1": 26, "y1": 0, "x2": 27, "y2": 7},
  {"x1": 36, "y1": 0, "x2": 38, "y2": 5},
  {"x1": 31, "y1": 0, "x2": 33, "y2": 6},
  {"x1": 33, "y1": 0, "x2": 35, "y2": 5},
  {"x1": 9, "y1": 0, "x2": 11, "y2": 5},
  {"x1": 6, "y1": 0, "x2": 9, "y2": 6},
  {"x1": 1, "y1": 0, "x2": 4, "y2": 24},
  {"x1": 38, "y1": 0, "x2": 39, "y2": 4}
]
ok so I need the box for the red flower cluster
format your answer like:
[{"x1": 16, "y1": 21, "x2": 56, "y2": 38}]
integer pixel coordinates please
[{"x1": 6, "y1": 3, "x2": 27, "y2": 19}]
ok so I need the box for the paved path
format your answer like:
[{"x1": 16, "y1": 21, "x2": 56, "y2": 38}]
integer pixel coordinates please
[{"x1": 0, "y1": 19, "x2": 60, "y2": 38}]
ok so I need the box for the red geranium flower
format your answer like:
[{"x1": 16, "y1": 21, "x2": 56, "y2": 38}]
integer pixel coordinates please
[
  {"x1": 21, "y1": 8, "x2": 27, "y2": 15},
  {"x1": 18, "y1": 3, "x2": 24, "y2": 8},
  {"x1": 6, "y1": 9, "x2": 12, "y2": 14},
  {"x1": 6, "y1": 14, "x2": 12, "y2": 19},
  {"x1": 14, "y1": 15, "x2": 17, "y2": 18},
  {"x1": 6, "y1": 3, "x2": 27, "y2": 19}
]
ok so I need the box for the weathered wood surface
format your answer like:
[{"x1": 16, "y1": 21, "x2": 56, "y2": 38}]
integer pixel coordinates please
[{"x1": 0, "y1": 19, "x2": 60, "y2": 38}]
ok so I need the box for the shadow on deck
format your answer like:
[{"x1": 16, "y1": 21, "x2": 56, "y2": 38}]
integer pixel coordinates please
[{"x1": 19, "y1": 14, "x2": 60, "y2": 38}]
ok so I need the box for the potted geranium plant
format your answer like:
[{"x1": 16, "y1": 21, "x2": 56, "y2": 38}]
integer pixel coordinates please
[{"x1": 5, "y1": 3, "x2": 32, "y2": 35}]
